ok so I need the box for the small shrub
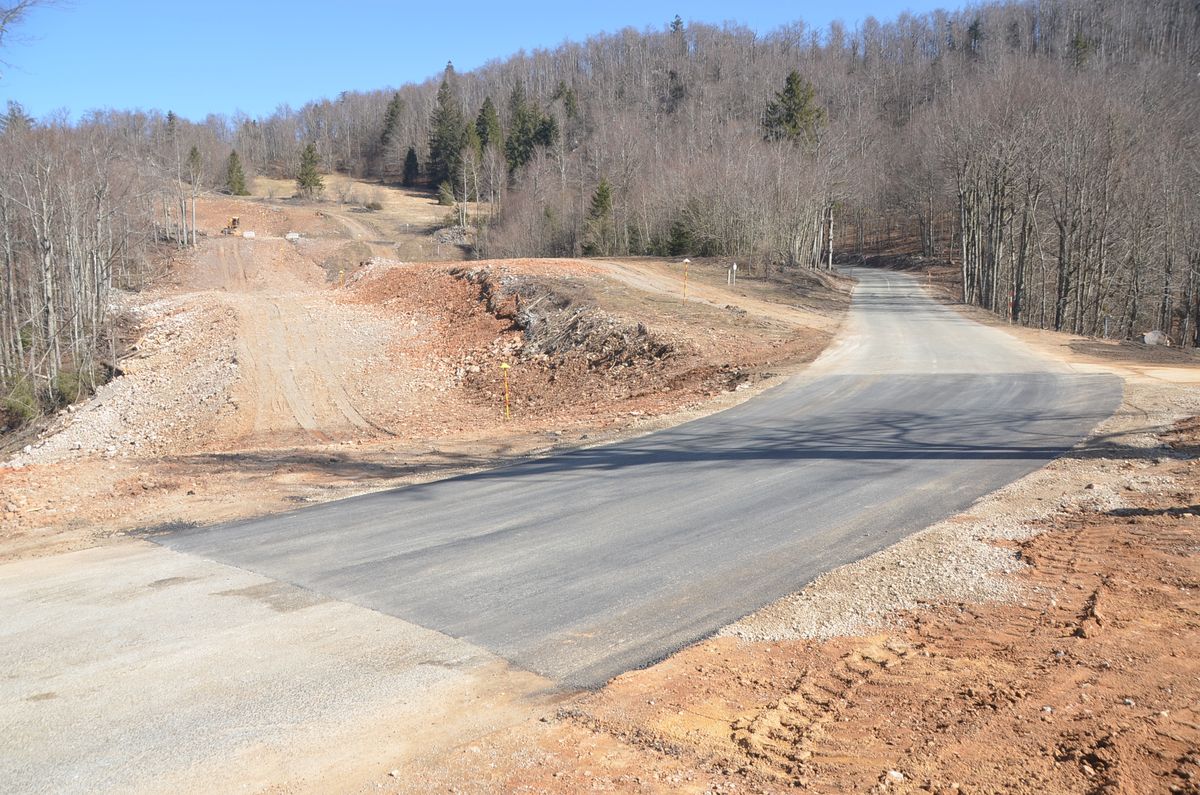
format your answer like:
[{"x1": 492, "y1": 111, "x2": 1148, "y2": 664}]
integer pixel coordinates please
[
  {"x1": 364, "y1": 201, "x2": 383, "y2": 211},
  {"x1": 51, "y1": 370, "x2": 85, "y2": 406},
  {"x1": 2, "y1": 378, "x2": 38, "y2": 426}
]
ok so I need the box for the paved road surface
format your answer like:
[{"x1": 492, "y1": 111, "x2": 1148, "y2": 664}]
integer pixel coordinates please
[{"x1": 158, "y1": 268, "x2": 1121, "y2": 687}]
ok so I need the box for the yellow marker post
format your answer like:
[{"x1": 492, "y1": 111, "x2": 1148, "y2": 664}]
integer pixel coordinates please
[
  {"x1": 338, "y1": 268, "x2": 346, "y2": 288},
  {"x1": 500, "y1": 362, "x2": 511, "y2": 419},
  {"x1": 682, "y1": 258, "x2": 690, "y2": 302}
]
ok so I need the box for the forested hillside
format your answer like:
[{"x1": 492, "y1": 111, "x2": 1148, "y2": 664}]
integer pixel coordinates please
[{"x1": 2, "y1": 0, "x2": 1199, "y2": 423}]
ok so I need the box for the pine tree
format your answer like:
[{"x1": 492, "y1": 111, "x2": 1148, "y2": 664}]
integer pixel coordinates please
[
  {"x1": 583, "y1": 178, "x2": 615, "y2": 256},
  {"x1": 505, "y1": 82, "x2": 552, "y2": 175},
  {"x1": 225, "y1": 150, "x2": 249, "y2": 195},
  {"x1": 475, "y1": 97, "x2": 501, "y2": 149},
  {"x1": 380, "y1": 92, "x2": 403, "y2": 150},
  {"x1": 536, "y1": 114, "x2": 558, "y2": 148},
  {"x1": 967, "y1": 18, "x2": 985, "y2": 53},
  {"x1": 402, "y1": 146, "x2": 419, "y2": 187},
  {"x1": 763, "y1": 70, "x2": 824, "y2": 145},
  {"x1": 1070, "y1": 31, "x2": 1095, "y2": 66},
  {"x1": 437, "y1": 181, "x2": 455, "y2": 207},
  {"x1": 296, "y1": 142, "x2": 324, "y2": 199},
  {"x1": 670, "y1": 14, "x2": 687, "y2": 57},
  {"x1": 427, "y1": 62, "x2": 466, "y2": 193}
]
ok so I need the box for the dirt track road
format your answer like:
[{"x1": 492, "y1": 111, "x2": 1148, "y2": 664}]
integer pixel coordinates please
[
  {"x1": 601, "y1": 258, "x2": 836, "y2": 329},
  {"x1": 223, "y1": 294, "x2": 377, "y2": 445},
  {"x1": 187, "y1": 237, "x2": 390, "y2": 446}
]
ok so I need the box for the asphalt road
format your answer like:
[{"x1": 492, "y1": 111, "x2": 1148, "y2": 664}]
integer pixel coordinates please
[{"x1": 158, "y1": 268, "x2": 1121, "y2": 687}]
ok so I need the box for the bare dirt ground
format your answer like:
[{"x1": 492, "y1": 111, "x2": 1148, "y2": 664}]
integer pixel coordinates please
[{"x1": 0, "y1": 180, "x2": 849, "y2": 563}]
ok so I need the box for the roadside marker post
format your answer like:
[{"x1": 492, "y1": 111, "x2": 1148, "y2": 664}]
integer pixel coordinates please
[
  {"x1": 682, "y1": 258, "x2": 690, "y2": 301},
  {"x1": 338, "y1": 268, "x2": 346, "y2": 287},
  {"x1": 500, "y1": 362, "x2": 511, "y2": 419}
]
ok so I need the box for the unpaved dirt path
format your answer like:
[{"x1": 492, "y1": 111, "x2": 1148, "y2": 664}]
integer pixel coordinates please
[
  {"x1": 599, "y1": 258, "x2": 843, "y2": 331},
  {"x1": 222, "y1": 294, "x2": 376, "y2": 445},
  {"x1": 177, "y1": 235, "x2": 392, "y2": 447},
  {"x1": 322, "y1": 207, "x2": 381, "y2": 241}
]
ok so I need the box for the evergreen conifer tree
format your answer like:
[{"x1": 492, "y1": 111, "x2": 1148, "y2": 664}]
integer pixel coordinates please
[
  {"x1": 377, "y1": 92, "x2": 404, "y2": 177},
  {"x1": 187, "y1": 146, "x2": 202, "y2": 183},
  {"x1": 475, "y1": 97, "x2": 501, "y2": 149},
  {"x1": 463, "y1": 122, "x2": 482, "y2": 162},
  {"x1": 505, "y1": 83, "x2": 547, "y2": 175},
  {"x1": 583, "y1": 178, "x2": 615, "y2": 256},
  {"x1": 296, "y1": 142, "x2": 324, "y2": 199},
  {"x1": 427, "y1": 63, "x2": 467, "y2": 193},
  {"x1": 763, "y1": 71, "x2": 824, "y2": 145},
  {"x1": 380, "y1": 93, "x2": 403, "y2": 150},
  {"x1": 402, "y1": 146, "x2": 419, "y2": 187},
  {"x1": 225, "y1": 150, "x2": 249, "y2": 195},
  {"x1": 552, "y1": 82, "x2": 579, "y2": 119}
]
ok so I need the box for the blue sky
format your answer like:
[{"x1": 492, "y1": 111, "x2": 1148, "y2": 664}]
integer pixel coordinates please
[{"x1": 1, "y1": 1, "x2": 949, "y2": 121}]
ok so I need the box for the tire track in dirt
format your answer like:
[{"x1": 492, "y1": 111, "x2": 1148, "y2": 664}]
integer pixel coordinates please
[
  {"x1": 199, "y1": 238, "x2": 386, "y2": 446},
  {"x1": 731, "y1": 637, "x2": 913, "y2": 778},
  {"x1": 276, "y1": 298, "x2": 375, "y2": 435},
  {"x1": 323, "y1": 207, "x2": 381, "y2": 242},
  {"x1": 225, "y1": 294, "x2": 384, "y2": 446}
]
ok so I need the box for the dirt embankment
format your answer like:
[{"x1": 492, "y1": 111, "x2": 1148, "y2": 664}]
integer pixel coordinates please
[{"x1": 448, "y1": 264, "x2": 748, "y2": 417}]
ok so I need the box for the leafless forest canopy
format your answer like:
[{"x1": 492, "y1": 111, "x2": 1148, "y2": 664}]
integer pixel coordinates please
[{"x1": 2, "y1": 0, "x2": 1199, "y2": 421}]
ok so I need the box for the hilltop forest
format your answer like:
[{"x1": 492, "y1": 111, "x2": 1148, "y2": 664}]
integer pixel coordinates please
[{"x1": 1, "y1": 0, "x2": 1199, "y2": 420}]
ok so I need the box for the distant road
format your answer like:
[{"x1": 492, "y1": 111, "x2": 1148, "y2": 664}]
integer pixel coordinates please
[{"x1": 160, "y1": 268, "x2": 1121, "y2": 687}]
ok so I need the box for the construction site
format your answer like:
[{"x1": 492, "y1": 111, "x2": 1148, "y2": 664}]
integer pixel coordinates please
[
  {"x1": 0, "y1": 177, "x2": 850, "y2": 561},
  {"x1": 1, "y1": 173, "x2": 1198, "y2": 794},
  {"x1": 4, "y1": 0, "x2": 1200, "y2": 787}
]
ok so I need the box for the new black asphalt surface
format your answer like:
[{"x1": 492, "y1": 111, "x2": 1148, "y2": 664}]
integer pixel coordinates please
[{"x1": 157, "y1": 268, "x2": 1122, "y2": 687}]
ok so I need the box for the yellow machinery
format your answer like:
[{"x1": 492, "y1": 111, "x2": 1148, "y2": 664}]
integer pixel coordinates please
[{"x1": 221, "y1": 216, "x2": 240, "y2": 235}]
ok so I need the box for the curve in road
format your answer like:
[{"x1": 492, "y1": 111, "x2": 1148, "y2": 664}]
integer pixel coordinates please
[{"x1": 157, "y1": 268, "x2": 1121, "y2": 687}]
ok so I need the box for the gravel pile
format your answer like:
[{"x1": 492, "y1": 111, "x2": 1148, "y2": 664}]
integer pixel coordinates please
[
  {"x1": 4, "y1": 295, "x2": 239, "y2": 467},
  {"x1": 432, "y1": 225, "x2": 472, "y2": 245},
  {"x1": 723, "y1": 380, "x2": 1200, "y2": 643}
]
